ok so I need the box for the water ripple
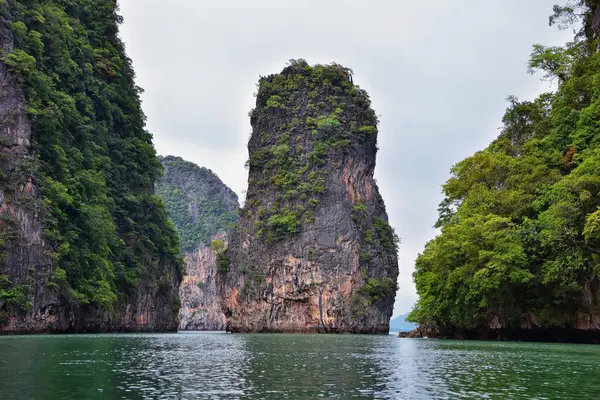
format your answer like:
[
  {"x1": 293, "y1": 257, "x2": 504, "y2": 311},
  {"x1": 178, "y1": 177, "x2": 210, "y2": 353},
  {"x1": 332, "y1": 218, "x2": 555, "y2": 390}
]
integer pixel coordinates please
[{"x1": 1, "y1": 332, "x2": 600, "y2": 399}]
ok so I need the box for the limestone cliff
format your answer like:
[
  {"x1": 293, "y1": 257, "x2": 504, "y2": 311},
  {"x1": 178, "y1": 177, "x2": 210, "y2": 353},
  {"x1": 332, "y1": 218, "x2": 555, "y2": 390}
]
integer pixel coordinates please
[
  {"x1": 157, "y1": 156, "x2": 238, "y2": 330},
  {"x1": 0, "y1": 11, "x2": 55, "y2": 332},
  {"x1": 178, "y1": 243, "x2": 227, "y2": 330},
  {"x1": 219, "y1": 60, "x2": 399, "y2": 333},
  {"x1": 0, "y1": 1, "x2": 181, "y2": 333}
]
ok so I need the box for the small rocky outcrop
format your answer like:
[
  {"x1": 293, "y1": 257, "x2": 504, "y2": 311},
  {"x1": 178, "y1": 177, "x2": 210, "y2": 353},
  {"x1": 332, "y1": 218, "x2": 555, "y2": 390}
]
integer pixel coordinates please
[
  {"x1": 403, "y1": 322, "x2": 600, "y2": 344},
  {"x1": 157, "y1": 156, "x2": 239, "y2": 330},
  {"x1": 219, "y1": 60, "x2": 399, "y2": 333}
]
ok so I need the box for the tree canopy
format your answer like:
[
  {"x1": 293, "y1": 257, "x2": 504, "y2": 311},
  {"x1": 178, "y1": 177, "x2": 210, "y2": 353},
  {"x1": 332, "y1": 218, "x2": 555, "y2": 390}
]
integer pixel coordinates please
[{"x1": 410, "y1": 1, "x2": 600, "y2": 330}]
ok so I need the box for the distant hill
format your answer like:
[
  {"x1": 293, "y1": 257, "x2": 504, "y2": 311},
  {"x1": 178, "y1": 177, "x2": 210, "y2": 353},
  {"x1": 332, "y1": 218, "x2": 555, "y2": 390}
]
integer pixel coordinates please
[
  {"x1": 389, "y1": 313, "x2": 417, "y2": 332},
  {"x1": 156, "y1": 155, "x2": 239, "y2": 252}
]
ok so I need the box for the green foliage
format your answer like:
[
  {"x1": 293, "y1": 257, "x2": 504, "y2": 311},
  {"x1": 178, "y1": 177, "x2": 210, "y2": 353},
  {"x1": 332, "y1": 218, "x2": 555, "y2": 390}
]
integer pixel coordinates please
[
  {"x1": 46, "y1": 267, "x2": 67, "y2": 290},
  {"x1": 528, "y1": 44, "x2": 574, "y2": 82},
  {"x1": 209, "y1": 240, "x2": 230, "y2": 276},
  {"x1": 210, "y1": 239, "x2": 225, "y2": 253},
  {"x1": 358, "y1": 125, "x2": 377, "y2": 137},
  {"x1": 412, "y1": 3, "x2": 600, "y2": 330},
  {"x1": 156, "y1": 156, "x2": 239, "y2": 252},
  {"x1": 583, "y1": 209, "x2": 600, "y2": 243},
  {"x1": 352, "y1": 203, "x2": 369, "y2": 213},
  {"x1": 0, "y1": 274, "x2": 33, "y2": 318},
  {"x1": 351, "y1": 201, "x2": 399, "y2": 304},
  {"x1": 548, "y1": 1, "x2": 591, "y2": 43},
  {"x1": 373, "y1": 217, "x2": 400, "y2": 253},
  {"x1": 266, "y1": 95, "x2": 284, "y2": 109},
  {"x1": 411, "y1": 215, "x2": 532, "y2": 328},
  {"x1": 209, "y1": 237, "x2": 230, "y2": 275},
  {"x1": 217, "y1": 253, "x2": 230, "y2": 275},
  {"x1": 359, "y1": 250, "x2": 373, "y2": 267},
  {"x1": 352, "y1": 203, "x2": 369, "y2": 224},
  {"x1": 3, "y1": 1, "x2": 182, "y2": 310},
  {"x1": 266, "y1": 211, "x2": 300, "y2": 242},
  {"x1": 364, "y1": 229, "x2": 374, "y2": 244},
  {"x1": 359, "y1": 277, "x2": 397, "y2": 305}
]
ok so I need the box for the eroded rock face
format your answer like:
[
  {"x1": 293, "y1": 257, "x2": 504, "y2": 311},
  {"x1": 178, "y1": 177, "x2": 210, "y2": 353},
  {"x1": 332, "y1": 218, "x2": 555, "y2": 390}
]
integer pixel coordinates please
[
  {"x1": 156, "y1": 156, "x2": 238, "y2": 330},
  {"x1": 219, "y1": 61, "x2": 399, "y2": 333},
  {"x1": 0, "y1": 15, "x2": 57, "y2": 332},
  {"x1": 178, "y1": 243, "x2": 226, "y2": 330}
]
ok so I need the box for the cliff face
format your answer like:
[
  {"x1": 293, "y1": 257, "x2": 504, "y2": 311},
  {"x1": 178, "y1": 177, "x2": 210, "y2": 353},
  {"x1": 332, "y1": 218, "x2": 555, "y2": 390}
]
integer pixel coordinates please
[
  {"x1": 0, "y1": 1, "x2": 181, "y2": 333},
  {"x1": 157, "y1": 156, "x2": 238, "y2": 330},
  {"x1": 0, "y1": 11, "x2": 55, "y2": 331},
  {"x1": 177, "y1": 240, "x2": 227, "y2": 330},
  {"x1": 219, "y1": 60, "x2": 399, "y2": 333}
]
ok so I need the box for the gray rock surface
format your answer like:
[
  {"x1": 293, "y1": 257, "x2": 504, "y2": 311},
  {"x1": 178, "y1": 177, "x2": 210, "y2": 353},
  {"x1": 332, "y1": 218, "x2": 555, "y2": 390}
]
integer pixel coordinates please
[
  {"x1": 178, "y1": 241, "x2": 226, "y2": 331},
  {"x1": 219, "y1": 61, "x2": 399, "y2": 333}
]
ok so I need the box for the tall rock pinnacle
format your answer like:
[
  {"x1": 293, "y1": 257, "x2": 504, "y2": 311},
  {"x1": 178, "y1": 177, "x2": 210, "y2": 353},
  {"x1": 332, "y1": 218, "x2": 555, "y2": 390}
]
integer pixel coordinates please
[{"x1": 219, "y1": 60, "x2": 399, "y2": 333}]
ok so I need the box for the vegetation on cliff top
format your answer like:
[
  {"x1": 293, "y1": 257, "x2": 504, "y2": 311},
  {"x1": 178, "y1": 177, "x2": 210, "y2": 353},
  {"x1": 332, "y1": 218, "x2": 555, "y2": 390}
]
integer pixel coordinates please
[
  {"x1": 0, "y1": 1, "x2": 182, "y2": 314},
  {"x1": 410, "y1": 1, "x2": 600, "y2": 330},
  {"x1": 156, "y1": 156, "x2": 239, "y2": 252},
  {"x1": 246, "y1": 59, "x2": 380, "y2": 242}
]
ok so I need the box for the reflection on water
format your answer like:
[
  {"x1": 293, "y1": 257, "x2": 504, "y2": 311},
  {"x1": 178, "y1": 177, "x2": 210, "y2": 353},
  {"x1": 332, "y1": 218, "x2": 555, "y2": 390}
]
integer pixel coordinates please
[
  {"x1": 240, "y1": 334, "x2": 383, "y2": 399},
  {"x1": 1, "y1": 332, "x2": 600, "y2": 399}
]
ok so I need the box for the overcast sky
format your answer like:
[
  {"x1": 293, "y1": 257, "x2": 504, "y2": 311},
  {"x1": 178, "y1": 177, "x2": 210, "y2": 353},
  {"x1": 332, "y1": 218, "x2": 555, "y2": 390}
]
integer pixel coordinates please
[{"x1": 118, "y1": 0, "x2": 571, "y2": 316}]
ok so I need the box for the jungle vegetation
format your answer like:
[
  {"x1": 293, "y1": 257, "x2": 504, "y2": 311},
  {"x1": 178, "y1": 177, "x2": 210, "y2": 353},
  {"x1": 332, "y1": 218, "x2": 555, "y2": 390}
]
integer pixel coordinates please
[
  {"x1": 156, "y1": 155, "x2": 239, "y2": 253},
  {"x1": 410, "y1": 1, "x2": 600, "y2": 330}
]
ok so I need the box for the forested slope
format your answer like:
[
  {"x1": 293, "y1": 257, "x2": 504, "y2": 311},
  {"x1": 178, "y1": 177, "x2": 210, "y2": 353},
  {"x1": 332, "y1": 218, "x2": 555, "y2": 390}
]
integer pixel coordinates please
[
  {"x1": 156, "y1": 156, "x2": 238, "y2": 252},
  {"x1": 410, "y1": 1, "x2": 600, "y2": 342},
  {"x1": 0, "y1": 0, "x2": 182, "y2": 332}
]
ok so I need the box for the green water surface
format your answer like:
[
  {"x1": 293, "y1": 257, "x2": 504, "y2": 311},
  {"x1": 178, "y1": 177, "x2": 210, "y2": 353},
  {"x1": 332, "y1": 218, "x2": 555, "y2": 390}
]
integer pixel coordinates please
[{"x1": 0, "y1": 332, "x2": 599, "y2": 399}]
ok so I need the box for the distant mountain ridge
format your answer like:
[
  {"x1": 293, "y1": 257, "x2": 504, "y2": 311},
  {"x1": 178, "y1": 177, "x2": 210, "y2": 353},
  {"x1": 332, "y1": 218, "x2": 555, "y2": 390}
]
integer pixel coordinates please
[
  {"x1": 156, "y1": 155, "x2": 239, "y2": 252},
  {"x1": 390, "y1": 313, "x2": 417, "y2": 332}
]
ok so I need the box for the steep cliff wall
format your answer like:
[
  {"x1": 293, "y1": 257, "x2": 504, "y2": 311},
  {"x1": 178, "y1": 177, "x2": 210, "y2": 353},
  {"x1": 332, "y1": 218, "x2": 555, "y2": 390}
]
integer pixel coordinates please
[
  {"x1": 157, "y1": 156, "x2": 238, "y2": 330},
  {"x1": 178, "y1": 239, "x2": 227, "y2": 330},
  {"x1": 0, "y1": 6, "x2": 55, "y2": 331},
  {"x1": 0, "y1": 1, "x2": 181, "y2": 333},
  {"x1": 219, "y1": 60, "x2": 399, "y2": 333}
]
